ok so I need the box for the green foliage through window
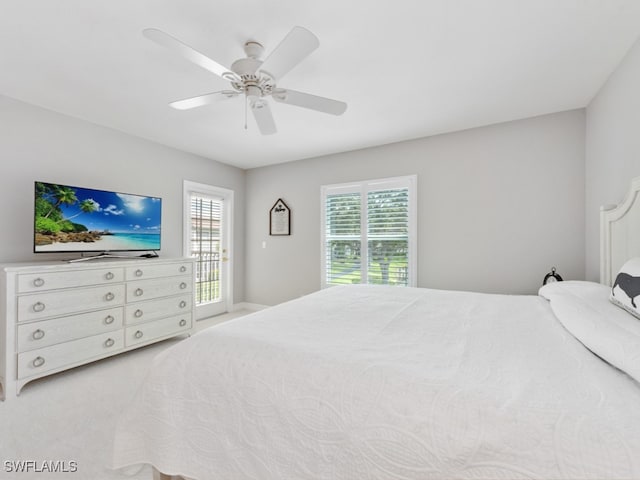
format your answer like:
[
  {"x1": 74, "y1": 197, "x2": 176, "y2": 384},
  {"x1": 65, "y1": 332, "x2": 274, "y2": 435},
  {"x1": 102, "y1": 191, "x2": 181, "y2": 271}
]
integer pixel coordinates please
[{"x1": 323, "y1": 177, "x2": 415, "y2": 287}]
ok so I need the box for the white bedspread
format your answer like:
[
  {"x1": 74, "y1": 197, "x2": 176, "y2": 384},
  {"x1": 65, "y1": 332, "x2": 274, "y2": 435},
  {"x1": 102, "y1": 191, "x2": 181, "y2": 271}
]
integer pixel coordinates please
[{"x1": 112, "y1": 285, "x2": 640, "y2": 479}]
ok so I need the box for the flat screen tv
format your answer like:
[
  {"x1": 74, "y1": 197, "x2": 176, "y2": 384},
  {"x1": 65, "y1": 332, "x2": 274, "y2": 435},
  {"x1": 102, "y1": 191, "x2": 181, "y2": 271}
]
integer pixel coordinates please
[{"x1": 34, "y1": 181, "x2": 162, "y2": 254}]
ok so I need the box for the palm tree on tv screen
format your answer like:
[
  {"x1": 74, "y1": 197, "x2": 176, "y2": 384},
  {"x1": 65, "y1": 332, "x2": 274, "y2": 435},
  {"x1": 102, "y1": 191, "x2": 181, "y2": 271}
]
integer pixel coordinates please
[
  {"x1": 43, "y1": 185, "x2": 77, "y2": 219},
  {"x1": 65, "y1": 199, "x2": 99, "y2": 220},
  {"x1": 36, "y1": 184, "x2": 99, "y2": 236}
]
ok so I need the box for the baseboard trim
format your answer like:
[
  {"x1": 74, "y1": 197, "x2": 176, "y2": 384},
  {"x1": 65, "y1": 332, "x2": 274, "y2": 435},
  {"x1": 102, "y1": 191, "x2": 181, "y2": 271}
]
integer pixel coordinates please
[{"x1": 231, "y1": 302, "x2": 267, "y2": 312}]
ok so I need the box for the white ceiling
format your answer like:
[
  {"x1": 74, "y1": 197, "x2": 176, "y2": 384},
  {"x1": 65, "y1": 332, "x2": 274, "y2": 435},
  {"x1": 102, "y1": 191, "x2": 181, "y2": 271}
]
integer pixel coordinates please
[{"x1": 2, "y1": 1, "x2": 640, "y2": 169}]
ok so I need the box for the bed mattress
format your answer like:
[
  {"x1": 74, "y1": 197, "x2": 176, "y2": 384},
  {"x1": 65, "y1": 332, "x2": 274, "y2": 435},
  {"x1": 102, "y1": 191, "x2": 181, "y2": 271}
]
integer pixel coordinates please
[{"x1": 112, "y1": 284, "x2": 640, "y2": 479}]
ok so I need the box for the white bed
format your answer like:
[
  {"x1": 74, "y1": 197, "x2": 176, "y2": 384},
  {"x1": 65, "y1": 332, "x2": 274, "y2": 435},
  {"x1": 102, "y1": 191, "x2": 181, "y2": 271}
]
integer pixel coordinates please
[{"x1": 112, "y1": 178, "x2": 640, "y2": 480}]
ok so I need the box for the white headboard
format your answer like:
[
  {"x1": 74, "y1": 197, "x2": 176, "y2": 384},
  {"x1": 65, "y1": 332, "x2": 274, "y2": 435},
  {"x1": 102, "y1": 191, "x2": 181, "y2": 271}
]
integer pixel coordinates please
[{"x1": 601, "y1": 176, "x2": 640, "y2": 286}]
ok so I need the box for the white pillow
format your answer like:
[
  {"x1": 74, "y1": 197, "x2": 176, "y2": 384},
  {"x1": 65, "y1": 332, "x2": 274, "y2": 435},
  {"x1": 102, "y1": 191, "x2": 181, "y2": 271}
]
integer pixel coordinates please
[
  {"x1": 610, "y1": 257, "x2": 640, "y2": 319},
  {"x1": 539, "y1": 280, "x2": 640, "y2": 384}
]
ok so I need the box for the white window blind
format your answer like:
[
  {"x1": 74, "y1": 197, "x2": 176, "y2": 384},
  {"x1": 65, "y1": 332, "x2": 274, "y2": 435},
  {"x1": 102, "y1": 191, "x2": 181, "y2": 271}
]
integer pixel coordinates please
[
  {"x1": 321, "y1": 175, "x2": 416, "y2": 288},
  {"x1": 190, "y1": 194, "x2": 222, "y2": 305}
]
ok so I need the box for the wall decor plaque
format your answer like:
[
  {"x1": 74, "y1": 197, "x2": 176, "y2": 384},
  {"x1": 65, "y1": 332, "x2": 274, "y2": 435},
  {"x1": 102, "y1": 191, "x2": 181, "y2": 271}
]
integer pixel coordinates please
[{"x1": 270, "y1": 198, "x2": 291, "y2": 236}]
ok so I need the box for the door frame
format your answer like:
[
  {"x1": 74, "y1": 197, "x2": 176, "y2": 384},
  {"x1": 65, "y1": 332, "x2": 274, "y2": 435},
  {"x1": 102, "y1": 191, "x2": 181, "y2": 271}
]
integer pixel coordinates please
[{"x1": 182, "y1": 180, "x2": 234, "y2": 320}]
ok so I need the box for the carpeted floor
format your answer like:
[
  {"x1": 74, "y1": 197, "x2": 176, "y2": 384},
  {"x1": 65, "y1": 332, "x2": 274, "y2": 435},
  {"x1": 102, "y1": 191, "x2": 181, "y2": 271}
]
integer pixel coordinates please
[{"x1": 0, "y1": 311, "x2": 248, "y2": 480}]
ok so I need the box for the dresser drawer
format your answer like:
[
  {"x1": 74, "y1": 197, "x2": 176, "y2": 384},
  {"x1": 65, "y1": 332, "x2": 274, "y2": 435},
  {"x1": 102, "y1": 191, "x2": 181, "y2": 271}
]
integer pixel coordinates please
[
  {"x1": 126, "y1": 262, "x2": 192, "y2": 281},
  {"x1": 124, "y1": 294, "x2": 192, "y2": 324},
  {"x1": 125, "y1": 314, "x2": 192, "y2": 347},
  {"x1": 17, "y1": 331, "x2": 124, "y2": 379},
  {"x1": 18, "y1": 267, "x2": 124, "y2": 293},
  {"x1": 127, "y1": 276, "x2": 192, "y2": 303},
  {"x1": 17, "y1": 307, "x2": 123, "y2": 352},
  {"x1": 17, "y1": 284, "x2": 125, "y2": 322}
]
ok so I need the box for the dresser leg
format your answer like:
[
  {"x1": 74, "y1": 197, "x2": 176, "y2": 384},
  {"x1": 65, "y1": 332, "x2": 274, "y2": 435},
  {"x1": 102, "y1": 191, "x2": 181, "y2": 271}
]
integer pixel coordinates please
[{"x1": 0, "y1": 377, "x2": 17, "y2": 402}]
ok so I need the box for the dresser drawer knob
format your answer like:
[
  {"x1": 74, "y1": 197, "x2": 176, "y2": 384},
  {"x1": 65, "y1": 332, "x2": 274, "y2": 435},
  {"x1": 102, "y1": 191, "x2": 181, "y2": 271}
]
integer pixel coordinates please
[
  {"x1": 134, "y1": 309, "x2": 143, "y2": 318},
  {"x1": 135, "y1": 269, "x2": 143, "y2": 277},
  {"x1": 105, "y1": 292, "x2": 115, "y2": 301},
  {"x1": 33, "y1": 302, "x2": 46, "y2": 313},
  {"x1": 104, "y1": 338, "x2": 115, "y2": 348},
  {"x1": 105, "y1": 271, "x2": 115, "y2": 280},
  {"x1": 179, "y1": 300, "x2": 187, "y2": 309},
  {"x1": 134, "y1": 288, "x2": 144, "y2": 297},
  {"x1": 32, "y1": 329, "x2": 45, "y2": 340},
  {"x1": 179, "y1": 319, "x2": 187, "y2": 327},
  {"x1": 33, "y1": 277, "x2": 45, "y2": 287},
  {"x1": 180, "y1": 265, "x2": 187, "y2": 273},
  {"x1": 134, "y1": 330, "x2": 144, "y2": 339},
  {"x1": 104, "y1": 315, "x2": 115, "y2": 325},
  {"x1": 33, "y1": 356, "x2": 45, "y2": 368},
  {"x1": 179, "y1": 282, "x2": 187, "y2": 290}
]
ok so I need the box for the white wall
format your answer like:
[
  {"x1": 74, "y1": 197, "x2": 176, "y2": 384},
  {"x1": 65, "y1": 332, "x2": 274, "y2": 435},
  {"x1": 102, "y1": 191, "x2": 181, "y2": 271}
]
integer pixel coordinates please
[
  {"x1": 585, "y1": 36, "x2": 640, "y2": 282},
  {"x1": 0, "y1": 94, "x2": 246, "y2": 303},
  {"x1": 245, "y1": 110, "x2": 586, "y2": 306}
]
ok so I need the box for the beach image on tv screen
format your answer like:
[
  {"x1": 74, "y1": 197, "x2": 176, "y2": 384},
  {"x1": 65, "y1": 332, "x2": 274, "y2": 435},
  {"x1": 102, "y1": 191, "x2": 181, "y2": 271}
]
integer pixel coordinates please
[{"x1": 34, "y1": 182, "x2": 161, "y2": 252}]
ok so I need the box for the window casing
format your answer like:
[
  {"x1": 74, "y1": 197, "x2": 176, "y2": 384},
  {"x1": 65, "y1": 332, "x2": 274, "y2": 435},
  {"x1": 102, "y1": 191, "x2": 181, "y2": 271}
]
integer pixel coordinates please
[{"x1": 321, "y1": 175, "x2": 417, "y2": 288}]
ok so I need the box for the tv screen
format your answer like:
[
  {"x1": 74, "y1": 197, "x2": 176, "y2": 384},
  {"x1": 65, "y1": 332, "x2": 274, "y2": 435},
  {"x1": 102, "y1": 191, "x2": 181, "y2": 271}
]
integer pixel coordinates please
[{"x1": 34, "y1": 181, "x2": 162, "y2": 253}]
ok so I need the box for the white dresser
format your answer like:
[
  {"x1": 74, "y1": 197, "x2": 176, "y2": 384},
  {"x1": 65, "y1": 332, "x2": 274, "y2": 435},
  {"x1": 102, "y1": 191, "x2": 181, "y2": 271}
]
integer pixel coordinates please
[{"x1": 0, "y1": 257, "x2": 195, "y2": 400}]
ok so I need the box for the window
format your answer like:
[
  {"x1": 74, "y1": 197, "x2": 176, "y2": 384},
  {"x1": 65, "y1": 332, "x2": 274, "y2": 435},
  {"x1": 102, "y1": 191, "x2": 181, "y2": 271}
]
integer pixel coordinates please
[
  {"x1": 321, "y1": 175, "x2": 416, "y2": 288},
  {"x1": 189, "y1": 194, "x2": 223, "y2": 305}
]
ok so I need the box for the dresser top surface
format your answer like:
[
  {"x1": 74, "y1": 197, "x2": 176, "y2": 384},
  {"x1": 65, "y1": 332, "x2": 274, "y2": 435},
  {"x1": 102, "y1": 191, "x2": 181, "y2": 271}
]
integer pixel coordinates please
[{"x1": 1, "y1": 257, "x2": 194, "y2": 273}]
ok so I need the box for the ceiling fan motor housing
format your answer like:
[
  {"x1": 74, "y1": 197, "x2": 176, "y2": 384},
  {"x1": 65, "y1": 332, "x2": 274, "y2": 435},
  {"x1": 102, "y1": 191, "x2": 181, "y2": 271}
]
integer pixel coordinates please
[
  {"x1": 245, "y1": 85, "x2": 262, "y2": 104},
  {"x1": 229, "y1": 43, "x2": 276, "y2": 98}
]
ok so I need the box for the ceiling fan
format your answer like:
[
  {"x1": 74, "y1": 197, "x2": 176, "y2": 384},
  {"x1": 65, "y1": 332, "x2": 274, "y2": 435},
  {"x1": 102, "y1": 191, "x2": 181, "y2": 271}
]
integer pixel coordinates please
[{"x1": 143, "y1": 26, "x2": 347, "y2": 135}]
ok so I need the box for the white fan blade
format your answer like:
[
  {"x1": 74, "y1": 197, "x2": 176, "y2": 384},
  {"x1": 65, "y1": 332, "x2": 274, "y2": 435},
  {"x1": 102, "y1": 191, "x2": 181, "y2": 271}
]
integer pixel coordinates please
[
  {"x1": 169, "y1": 91, "x2": 239, "y2": 110},
  {"x1": 143, "y1": 28, "x2": 238, "y2": 81},
  {"x1": 259, "y1": 26, "x2": 319, "y2": 81},
  {"x1": 272, "y1": 89, "x2": 347, "y2": 115},
  {"x1": 251, "y1": 100, "x2": 277, "y2": 135}
]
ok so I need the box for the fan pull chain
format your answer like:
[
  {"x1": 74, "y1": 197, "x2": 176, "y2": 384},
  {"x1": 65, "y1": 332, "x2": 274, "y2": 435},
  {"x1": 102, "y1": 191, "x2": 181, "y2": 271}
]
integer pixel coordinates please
[{"x1": 244, "y1": 95, "x2": 248, "y2": 131}]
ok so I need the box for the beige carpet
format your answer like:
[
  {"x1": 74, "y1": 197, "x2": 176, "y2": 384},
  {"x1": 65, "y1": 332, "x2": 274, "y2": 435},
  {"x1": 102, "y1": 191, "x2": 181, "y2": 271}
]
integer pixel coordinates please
[{"x1": 0, "y1": 311, "x2": 248, "y2": 480}]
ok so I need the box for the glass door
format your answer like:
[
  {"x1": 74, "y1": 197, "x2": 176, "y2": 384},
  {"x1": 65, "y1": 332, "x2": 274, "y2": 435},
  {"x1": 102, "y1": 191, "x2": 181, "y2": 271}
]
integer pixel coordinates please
[{"x1": 184, "y1": 181, "x2": 233, "y2": 319}]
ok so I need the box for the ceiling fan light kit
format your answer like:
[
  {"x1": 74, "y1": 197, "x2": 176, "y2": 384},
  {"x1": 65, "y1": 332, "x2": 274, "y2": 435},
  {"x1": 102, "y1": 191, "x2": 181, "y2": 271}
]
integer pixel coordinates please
[{"x1": 143, "y1": 26, "x2": 347, "y2": 135}]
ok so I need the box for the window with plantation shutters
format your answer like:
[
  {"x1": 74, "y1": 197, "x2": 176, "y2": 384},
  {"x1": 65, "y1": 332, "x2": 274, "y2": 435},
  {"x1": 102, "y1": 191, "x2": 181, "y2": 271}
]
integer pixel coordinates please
[
  {"x1": 324, "y1": 191, "x2": 361, "y2": 285},
  {"x1": 321, "y1": 175, "x2": 416, "y2": 288}
]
